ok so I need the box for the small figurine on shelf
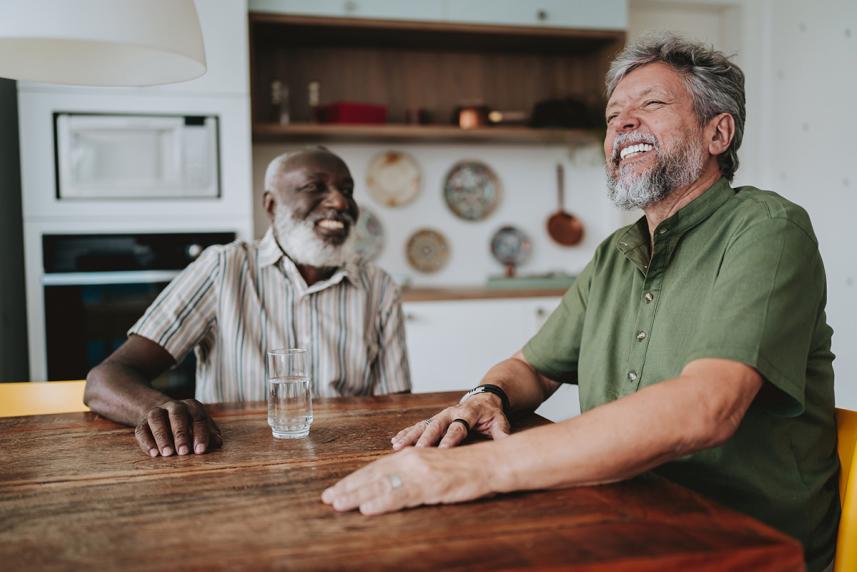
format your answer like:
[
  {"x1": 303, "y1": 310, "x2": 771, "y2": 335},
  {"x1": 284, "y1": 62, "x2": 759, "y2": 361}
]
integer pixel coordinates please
[
  {"x1": 270, "y1": 80, "x2": 290, "y2": 125},
  {"x1": 308, "y1": 80, "x2": 321, "y2": 123}
]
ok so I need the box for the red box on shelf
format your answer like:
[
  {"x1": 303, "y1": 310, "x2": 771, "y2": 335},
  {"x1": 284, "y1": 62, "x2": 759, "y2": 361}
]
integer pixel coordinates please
[{"x1": 317, "y1": 102, "x2": 387, "y2": 124}]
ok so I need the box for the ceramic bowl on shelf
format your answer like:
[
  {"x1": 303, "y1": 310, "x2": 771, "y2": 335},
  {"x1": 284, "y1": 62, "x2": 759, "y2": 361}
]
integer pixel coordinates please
[
  {"x1": 490, "y1": 225, "x2": 532, "y2": 277},
  {"x1": 366, "y1": 151, "x2": 421, "y2": 208},
  {"x1": 405, "y1": 228, "x2": 450, "y2": 274},
  {"x1": 353, "y1": 206, "x2": 385, "y2": 262},
  {"x1": 443, "y1": 160, "x2": 501, "y2": 222}
]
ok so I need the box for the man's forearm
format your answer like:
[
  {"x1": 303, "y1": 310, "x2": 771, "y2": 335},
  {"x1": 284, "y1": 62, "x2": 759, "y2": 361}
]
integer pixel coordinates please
[
  {"x1": 478, "y1": 354, "x2": 559, "y2": 414},
  {"x1": 84, "y1": 363, "x2": 171, "y2": 426},
  {"x1": 480, "y1": 361, "x2": 761, "y2": 494}
]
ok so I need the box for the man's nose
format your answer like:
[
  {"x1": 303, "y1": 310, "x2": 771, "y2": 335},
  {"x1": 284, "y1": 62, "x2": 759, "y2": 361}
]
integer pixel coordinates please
[
  {"x1": 615, "y1": 109, "x2": 640, "y2": 132},
  {"x1": 322, "y1": 188, "x2": 349, "y2": 210}
]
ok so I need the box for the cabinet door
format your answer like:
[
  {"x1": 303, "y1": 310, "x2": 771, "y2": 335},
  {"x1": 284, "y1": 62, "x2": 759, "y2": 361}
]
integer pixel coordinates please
[
  {"x1": 403, "y1": 299, "x2": 531, "y2": 394},
  {"x1": 403, "y1": 296, "x2": 580, "y2": 420},
  {"x1": 249, "y1": 0, "x2": 446, "y2": 22},
  {"x1": 519, "y1": 297, "x2": 581, "y2": 422},
  {"x1": 445, "y1": 0, "x2": 627, "y2": 30}
]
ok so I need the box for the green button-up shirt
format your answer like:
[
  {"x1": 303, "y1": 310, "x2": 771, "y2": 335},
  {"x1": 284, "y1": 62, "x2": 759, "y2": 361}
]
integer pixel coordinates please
[{"x1": 523, "y1": 178, "x2": 838, "y2": 571}]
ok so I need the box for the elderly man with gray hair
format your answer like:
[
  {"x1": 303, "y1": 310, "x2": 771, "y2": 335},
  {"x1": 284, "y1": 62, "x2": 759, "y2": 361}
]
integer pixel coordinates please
[
  {"x1": 86, "y1": 148, "x2": 411, "y2": 457},
  {"x1": 322, "y1": 34, "x2": 838, "y2": 571}
]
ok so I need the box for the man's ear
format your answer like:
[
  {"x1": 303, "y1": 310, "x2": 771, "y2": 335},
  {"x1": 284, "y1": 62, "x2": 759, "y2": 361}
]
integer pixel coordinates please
[
  {"x1": 263, "y1": 191, "x2": 276, "y2": 222},
  {"x1": 707, "y1": 112, "x2": 735, "y2": 157}
]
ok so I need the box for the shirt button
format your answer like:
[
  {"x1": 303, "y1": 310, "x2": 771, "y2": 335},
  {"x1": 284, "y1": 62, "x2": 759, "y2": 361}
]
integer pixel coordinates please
[
  {"x1": 627, "y1": 370, "x2": 638, "y2": 382},
  {"x1": 658, "y1": 227, "x2": 668, "y2": 235},
  {"x1": 636, "y1": 331, "x2": 647, "y2": 341},
  {"x1": 644, "y1": 292, "x2": 654, "y2": 303}
]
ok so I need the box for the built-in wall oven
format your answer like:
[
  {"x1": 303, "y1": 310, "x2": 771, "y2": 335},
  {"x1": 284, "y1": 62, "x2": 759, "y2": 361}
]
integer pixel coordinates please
[{"x1": 41, "y1": 232, "x2": 235, "y2": 397}]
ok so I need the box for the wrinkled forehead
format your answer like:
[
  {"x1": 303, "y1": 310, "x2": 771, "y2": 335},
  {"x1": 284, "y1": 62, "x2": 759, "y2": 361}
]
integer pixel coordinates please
[
  {"x1": 281, "y1": 151, "x2": 351, "y2": 180},
  {"x1": 606, "y1": 62, "x2": 690, "y2": 109}
]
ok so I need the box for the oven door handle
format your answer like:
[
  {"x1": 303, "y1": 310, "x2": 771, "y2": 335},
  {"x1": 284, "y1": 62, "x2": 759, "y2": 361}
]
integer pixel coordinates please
[{"x1": 41, "y1": 270, "x2": 182, "y2": 286}]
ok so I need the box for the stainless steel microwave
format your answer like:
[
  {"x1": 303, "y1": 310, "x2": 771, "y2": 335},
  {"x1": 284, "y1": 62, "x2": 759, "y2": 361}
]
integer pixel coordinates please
[{"x1": 54, "y1": 113, "x2": 220, "y2": 200}]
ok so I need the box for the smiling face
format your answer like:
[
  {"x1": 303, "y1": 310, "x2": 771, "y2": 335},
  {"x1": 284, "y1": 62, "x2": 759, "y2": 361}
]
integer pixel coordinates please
[
  {"x1": 603, "y1": 62, "x2": 709, "y2": 209},
  {"x1": 267, "y1": 150, "x2": 359, "y2": 245},
  {"x1": 264, "y1": 150, "x2": 360, "y2": 268}
]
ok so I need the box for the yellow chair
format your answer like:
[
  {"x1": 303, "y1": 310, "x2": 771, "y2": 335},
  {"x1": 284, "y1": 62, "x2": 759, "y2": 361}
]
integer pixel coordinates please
[
  {"x1": 836, "y1": 407, "x2": 857, "y2": 572},
  {"x1": 0, "y1": 380, "x2": 89, "y2": 417}
]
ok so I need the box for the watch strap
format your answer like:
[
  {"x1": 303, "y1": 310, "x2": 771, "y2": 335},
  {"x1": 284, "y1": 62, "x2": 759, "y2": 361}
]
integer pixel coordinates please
[{"x1": 460, "y1": 383, "x2": 510, "y2": 414}]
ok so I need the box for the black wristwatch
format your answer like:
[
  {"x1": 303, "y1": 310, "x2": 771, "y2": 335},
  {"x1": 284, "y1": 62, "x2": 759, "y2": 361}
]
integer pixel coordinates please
[{"x1": 460, "y1": 384, "x2": 510, "y2": 414}]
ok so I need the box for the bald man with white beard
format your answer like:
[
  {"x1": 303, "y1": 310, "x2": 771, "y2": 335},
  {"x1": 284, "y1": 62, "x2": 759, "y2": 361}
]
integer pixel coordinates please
[{"x1": 85, "y1": 148, "x2": 411, "y2": 458}]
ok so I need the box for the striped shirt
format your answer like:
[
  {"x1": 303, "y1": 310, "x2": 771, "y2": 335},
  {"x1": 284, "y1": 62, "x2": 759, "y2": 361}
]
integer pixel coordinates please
[{"x1": 129, "y1": 228, "x2": 411, "y2": 402}]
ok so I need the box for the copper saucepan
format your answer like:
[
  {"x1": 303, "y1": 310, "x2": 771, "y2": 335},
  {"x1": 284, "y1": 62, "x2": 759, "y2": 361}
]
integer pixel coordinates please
[{"x1": 546, "y1": 164, "x2": 584, "y2": 246}]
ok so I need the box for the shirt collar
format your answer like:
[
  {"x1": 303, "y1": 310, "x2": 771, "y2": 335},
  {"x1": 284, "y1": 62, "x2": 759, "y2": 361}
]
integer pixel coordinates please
[
  {"x1": 258, "y1": 227, "x2": 361, "y2": 292},
  {"x1": 650, "y1": 177, "x2": 734, "y2": 238},
  {"x1": 617, "y1": 177, "x2": 734, "y2": 256}
]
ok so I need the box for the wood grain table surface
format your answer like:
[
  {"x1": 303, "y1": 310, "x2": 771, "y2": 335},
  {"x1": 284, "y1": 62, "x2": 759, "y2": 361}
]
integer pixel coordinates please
[{"x1": 0, "y1": 391, "x2": 804, "y2": 571}]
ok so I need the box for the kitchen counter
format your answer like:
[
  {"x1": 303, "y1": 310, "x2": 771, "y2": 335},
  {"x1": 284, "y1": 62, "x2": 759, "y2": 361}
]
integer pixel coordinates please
[{"x1": 401, "y1": 287, "x2": 566, "y2": 302}]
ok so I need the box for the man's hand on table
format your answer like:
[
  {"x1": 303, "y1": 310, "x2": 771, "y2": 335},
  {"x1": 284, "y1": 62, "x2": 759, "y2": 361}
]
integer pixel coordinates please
[
  {"x1": 135, "y1": 399, "x2": 223, "y2": 457},
  {"x1": 321, "y1": 443, "x2": 499, "y2": 515},
  {"x1": 390, "y1": 392, "x2": 511, "y2": 450},
  {"x1": 322, "y1": 391, "x2": 512, "y2": 515}
]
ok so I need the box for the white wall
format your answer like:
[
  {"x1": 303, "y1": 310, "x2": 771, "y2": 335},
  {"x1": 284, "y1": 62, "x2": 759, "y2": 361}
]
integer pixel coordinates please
[
  {"x1": 253, "y1": 142, "x2": 622, "y2": 286},
  {"x1": 762, "y1": 0, "x2": 857, "y2": 409},
  {"x1": 629, "y1": 0, "x2": 857, "y2": 408}
]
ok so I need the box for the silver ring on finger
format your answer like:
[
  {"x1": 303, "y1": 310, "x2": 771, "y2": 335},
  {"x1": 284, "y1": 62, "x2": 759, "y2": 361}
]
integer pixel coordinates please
[{"x1": 387, "y1": 473, "x2": 403, "y2": 490}]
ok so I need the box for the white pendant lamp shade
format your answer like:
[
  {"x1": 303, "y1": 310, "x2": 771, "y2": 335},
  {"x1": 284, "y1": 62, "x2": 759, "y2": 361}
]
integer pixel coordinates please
[{"x1": 0, "y1": 0, "x2": 206, "y2": 86}]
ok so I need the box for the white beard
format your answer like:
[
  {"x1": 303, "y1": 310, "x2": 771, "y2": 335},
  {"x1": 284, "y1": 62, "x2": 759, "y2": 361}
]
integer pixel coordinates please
[
  {"x1": 273, "y1": 203, "x2": 357, "y2": 268},
  {"x1": 606, "y1": 129, "x2": 706, "y2": 211}
]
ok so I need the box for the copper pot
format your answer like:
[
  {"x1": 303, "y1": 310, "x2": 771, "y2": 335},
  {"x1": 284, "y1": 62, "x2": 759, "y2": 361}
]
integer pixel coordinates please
[{"x1": 453, "y1": 104, "x2": 489, "y2": 129}]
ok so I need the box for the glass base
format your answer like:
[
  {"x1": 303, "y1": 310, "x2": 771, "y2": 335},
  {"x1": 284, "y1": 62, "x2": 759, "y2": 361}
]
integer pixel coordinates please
[{"x1": 272, "y1": 428, "x2": 310, "y2": 439}]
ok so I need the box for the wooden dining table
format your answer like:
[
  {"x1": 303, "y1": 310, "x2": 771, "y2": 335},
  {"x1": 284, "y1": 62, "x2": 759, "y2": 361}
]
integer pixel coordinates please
[{"x1": 0, "y1": 391, "x2": 804, "y2": 571}]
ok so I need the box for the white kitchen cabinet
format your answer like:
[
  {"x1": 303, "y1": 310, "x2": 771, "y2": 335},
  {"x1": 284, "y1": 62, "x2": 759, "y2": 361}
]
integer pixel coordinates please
[
  {"x1": 403, "y1": 296, "x2": 580, "y2": 422},
  {"x1": 249, "y1": 0, "x2": 446, "y2": 22},
  {"x1": 445, "y1": 0, "x2": 627, "y2": 30},
  {"x1": 249, "y1": 0, "x2": 627, "y2": 30}
]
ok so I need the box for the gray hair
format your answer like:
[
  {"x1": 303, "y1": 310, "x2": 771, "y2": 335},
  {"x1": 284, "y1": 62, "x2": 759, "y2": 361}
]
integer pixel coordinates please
[{"x1": 605, "y1": 33, "x2": 746, "y2": 181}]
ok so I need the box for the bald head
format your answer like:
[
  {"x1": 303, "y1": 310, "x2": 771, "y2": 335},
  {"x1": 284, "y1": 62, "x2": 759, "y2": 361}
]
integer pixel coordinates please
[{"x1": 264, "y1": 148, "x2": 349, "y2": 194}]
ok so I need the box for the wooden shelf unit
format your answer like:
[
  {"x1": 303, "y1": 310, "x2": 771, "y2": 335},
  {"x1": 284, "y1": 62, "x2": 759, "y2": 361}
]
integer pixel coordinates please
[
  {"x1": 249, "y1": 14, "x2": 625, "y2": 144},
  {"x1": 252, "y1": 122, "x2": 599, "y2": 144}
]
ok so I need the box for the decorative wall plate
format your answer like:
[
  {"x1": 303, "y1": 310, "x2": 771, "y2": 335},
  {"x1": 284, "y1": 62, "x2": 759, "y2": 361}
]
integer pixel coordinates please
[
  {"x1": 490, "y1": 225, "x2": 532, "y2": 277},
  {"x1": 353, "y1": 206, "x2": 385, "y2": 262},
  {"x1": 366, "y1": 151, "x2": 421, "y2": 208},
  {"x1": 443, "y1": 160, "x2": 501, "y2": 221},
  {"x1": 405, "y1": 228, "x2": 450, "y2": 274}
]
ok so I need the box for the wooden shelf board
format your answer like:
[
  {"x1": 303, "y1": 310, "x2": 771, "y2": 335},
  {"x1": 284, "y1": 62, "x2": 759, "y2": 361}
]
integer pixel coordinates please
[{"x1": 253, "y1": 123, "x2": 599, "y2": 144}]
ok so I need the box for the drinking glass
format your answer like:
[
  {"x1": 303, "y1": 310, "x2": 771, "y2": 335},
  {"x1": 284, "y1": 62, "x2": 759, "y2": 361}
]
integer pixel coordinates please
[{"x1": 266, "y1": 348, "x2": 313, "y2": 439}]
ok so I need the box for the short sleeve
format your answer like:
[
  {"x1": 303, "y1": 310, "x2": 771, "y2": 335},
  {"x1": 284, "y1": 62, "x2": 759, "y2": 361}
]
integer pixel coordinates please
[
  {"x1": 372, "y1": 275, "x2": 412, "y2": 395},
  {"x1": 128, "y1": 246, "x2": 221, "y2": 364},
  {"x1": 522, "y1": 258, "x2": 595, "y2": 383},
  {"x1": 683, "y1": 217, "x2": 825, "y2": 416}
]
